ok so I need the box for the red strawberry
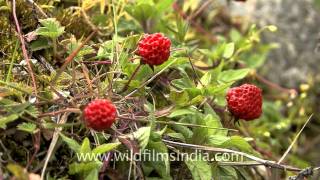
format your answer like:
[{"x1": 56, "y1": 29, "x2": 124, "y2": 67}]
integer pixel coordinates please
[
  {"x1": 226, "y1": 84, "x2": 262, "y2": 120},
  {"x1": 137, "y1": 33, "x2": 171, "y2": 66},
  {"x1": 83, "y1": 99, "x2": 117, "y2": 131}
]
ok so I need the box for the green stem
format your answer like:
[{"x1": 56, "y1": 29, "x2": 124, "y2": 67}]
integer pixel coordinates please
[
  {"x1": 52, "y1": 38, "x2": 57, "y2": 60},
  {"x1": 6, "y1": 41, "x2": 19, "y2": 82}
]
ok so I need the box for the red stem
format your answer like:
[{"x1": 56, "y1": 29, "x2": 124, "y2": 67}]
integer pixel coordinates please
[
  {"x1": 12, "y1": 0, "x2": 38, "y2": 98},
  {"x1": 119, "y1": 64, "x2": 142, "y2": 93}
]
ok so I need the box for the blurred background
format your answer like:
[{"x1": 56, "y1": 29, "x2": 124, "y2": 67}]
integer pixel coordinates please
[{"x1": 228, "y1": 0, "x2": 320, "y2": 174}]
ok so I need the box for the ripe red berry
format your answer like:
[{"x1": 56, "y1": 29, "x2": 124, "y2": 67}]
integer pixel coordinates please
[
  {"x1": 226, "y1": 84, "x2": 262, "y2": 121},
  {"x1": 137, "y1": 33, "x2": 171, "y2": 66},
  {"x1": 83, "y1": 99, "x2": 117, "y2": 131}
]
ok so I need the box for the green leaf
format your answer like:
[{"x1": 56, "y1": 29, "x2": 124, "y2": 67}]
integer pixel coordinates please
[
  {"x1": 244, "y1": 53, "x2": 267, "y2": 68},
  {"x1": 66, "y1": 36, "x2": 95, "y2": 61},
  {"x1": 0, "y1": 101, "x2": 31, "y2": 115},
  {"x1": 25, "y1": 105, "x2": 39, "y2": 118},
  {"x1": 155, "y1": 0, "x2": 174, "y2": 14},
  {"x1": 190, "y1": 113, "x2": 214, "y2": 145},
  {"x1": 7, "y1": 164, "x2": 29, "y2": 180},
  {"x1": 60, "y1": 133, "x2": 81, "y2": 153},
  {"x1": 185, "y1": 158, "x2": 212, "y2": 180},
  {"x1": 84, "y1": 168, "x2": 99, "y2": 180},
  {"x1": 223, "y1": 43, "x2": 235, "y2": 59},
  {"x1": 122, "y1": 35, "x2": 141, "y2": 51},
  {"x1": 36, "y1": 18, "x2": 65, "y2": 38},
  {"x1": 0, "y1": 114, "x2": 19, "y2": 129},
  {"x1": 80, "y1": 138, "x2": 92, "y2": 154},
  {"x1": 210, "y1": 60, "x2": 225, "y2": 82},
  {"x1": 235, "y1": 167, "x2": 253, "y2": 180},
  {"x1": 288, "y1": 155, "x2": 311, "y2": 169},
  {"x1": 169, "y1": 90, "x2": 189, "y2": 106},
  {"x1": 186, "y1": 88, "x2": 203, "y2": 98},
  {"x1": 213, "y1": 166, "x2": 238, "y2": 180},
  {"x1": 0, "y1": 81, "x2": 33, "y2": 97},
  {"x1": 142, "y1": 164, "x2": 154, "y2": 177},
  {"x1": 204, "y1": 114, "x2": 226, "y2": 136},
  {"x1": 0, "y1": 5, "x2": 10, "y2": 11},
  {"x1": 171, "y1": 124, "x2": 193, "y2": 139},
  {"x1": 188, "y1": 95, "x2": 205, "y2": 106},
  {"x1": 171, "y1": 70, "x2": 194, "y2": 89},
  {"x1": 222, "y1": 136, "x2": 258, "y2": 155},
  {"x1": 146, "y1": 139, "x2": 171, "y2": 179},
  {"x1": 218, "y1": 69, "x2": 250, "y2": 83},
  {"x1": 211, "y1": 43, "x2": 229, "y2": 60},
  {"x1": 97, "y1": 40, "x2": 113, "y2": 59},
  {"x1": 134, "y1": 65, "x2": 154, "y2": 82},
  {"x1": 174, "y1": 16, "x2": 189, "y2": 43},
  {"x1": 168, "y1": 108, "x2": 196, "y2": 118},
  {"x1": 205, "y1": 83, "x2": 233, "y2": 96},
  {"x1": 30, "y1": 37, "x2": 51, "y2": 51},
  {"x1": 167, "y1": 133, "x2": 186, "y2": 142},
  {"x1": 207, "y1": 135, "x2": 230, "y2": 146},
  {"x1": 126, "y1": 3, "x2": 156, "y2": 22},
  {"x1": 198, "y1": 49, "x2": 212, "y2": 58},
  {"x1": 92, "y1": 142, "x2": 121, "y2": 155},
  {"x1": 69, "y1": 161, "x2": 102, "y2": 175},
  {"x1": 230, "y1": 29, "x2": 242, "y2": 42},
  {"x1": 198, "y1": 72, "x2": 212, "y2": 88},
  {"x1": 17, "y1": 122, "x2": 37, "y2": 134},
  {"x1": 155, "y1": 126, "x2": 167, "y2": 136},
  {"x1": 133, "y1": 127, "x2": 151, "y2": 150}
]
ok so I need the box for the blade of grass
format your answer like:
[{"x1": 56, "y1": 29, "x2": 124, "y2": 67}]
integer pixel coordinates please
[
  {"x1": 277, "y1": 114, "x2": 313, "y2": 164},
  {"x1": 41, "y1": 113, "x2": 70, "y2": 180},
  {"x1": 6, "y1": 41, "x2": 19, "y2": 82}
]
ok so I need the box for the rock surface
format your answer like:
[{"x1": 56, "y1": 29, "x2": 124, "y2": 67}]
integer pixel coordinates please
[{"x1": 252, "y1": 0, "x2": 320, "y2": 87}]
